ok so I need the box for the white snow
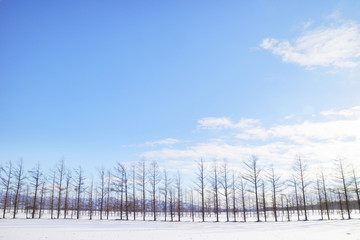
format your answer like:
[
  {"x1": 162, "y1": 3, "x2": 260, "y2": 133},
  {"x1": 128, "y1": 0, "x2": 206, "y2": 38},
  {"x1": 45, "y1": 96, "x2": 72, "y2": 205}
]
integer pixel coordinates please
[{"x1": 1, "y1": 218, "x2": 360, "y2": 240}]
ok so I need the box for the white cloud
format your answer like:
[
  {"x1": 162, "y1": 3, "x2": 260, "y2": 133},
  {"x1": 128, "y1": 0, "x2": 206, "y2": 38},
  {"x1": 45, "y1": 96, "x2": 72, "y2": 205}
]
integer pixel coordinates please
[
  {"x1": 261, "y1": 19, "x2": 360, "y2": 69},
  {"x1": 236, "y1": 127, "x2": 269, "y2": 140},
  {"x1": 236, "y1": 106, "x2": 360, "y2": 143},
  {"x1": 303, "y1": 20, "x2": 313, "y2": 30},
  {"x1": 320, "y1": 106, "x2": 360, "y2": 117},
  {"x1": 144, "y1": 138, "x2": 181, "y2": 147},
  {"x1": 284, "y1": 114, "x2": 295, "y2": 120},
  {"x1": 141, "y1": 106, "x2": 360, "y2": 176},
  {"x1": 198, "y1": 117, "x2": 260, "y2": 130},
  {"x1": 269, "y1": 119, "x2": 360, "y2": 143}
]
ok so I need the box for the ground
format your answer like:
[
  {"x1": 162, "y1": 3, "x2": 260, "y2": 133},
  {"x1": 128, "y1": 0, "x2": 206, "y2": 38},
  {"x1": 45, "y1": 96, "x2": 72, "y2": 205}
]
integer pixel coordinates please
[{"x1": 1, "y1": 218, "x2": 360, "y2": 240}]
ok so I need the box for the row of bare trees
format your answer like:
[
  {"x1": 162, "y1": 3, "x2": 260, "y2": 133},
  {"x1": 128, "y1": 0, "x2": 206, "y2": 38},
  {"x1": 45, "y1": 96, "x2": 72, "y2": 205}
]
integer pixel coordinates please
[{"x1": 1, "y1": 156, "x2": 360, "y2": 222}]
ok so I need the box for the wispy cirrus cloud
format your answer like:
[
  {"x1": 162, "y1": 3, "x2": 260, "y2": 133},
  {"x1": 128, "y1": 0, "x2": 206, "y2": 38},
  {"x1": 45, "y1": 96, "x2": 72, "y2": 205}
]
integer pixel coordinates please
[
  {"x1": 144, "y1": 138, "x2": 181, "y2": 147},
  {"x1": 320, "y1": 106, "x2": 360, "y2": 117},
  {"x1": 198, "y1": 117, "x2": 260, "y2": 130},
  {"x1": 261, "y1": 18, "x2": 360, "y2": 69}
]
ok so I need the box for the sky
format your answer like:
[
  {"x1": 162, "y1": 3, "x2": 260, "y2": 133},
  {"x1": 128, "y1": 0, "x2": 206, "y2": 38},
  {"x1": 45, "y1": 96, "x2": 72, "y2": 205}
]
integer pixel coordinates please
[{"x1": 1, "y1": 0, "x2": 360, "y2": 177}]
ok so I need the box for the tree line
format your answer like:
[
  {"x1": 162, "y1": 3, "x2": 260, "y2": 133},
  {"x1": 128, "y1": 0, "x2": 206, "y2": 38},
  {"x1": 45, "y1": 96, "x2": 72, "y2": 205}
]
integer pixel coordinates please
[{"x1": 1, "y1": 155, "x2": 360, "y2": 222}]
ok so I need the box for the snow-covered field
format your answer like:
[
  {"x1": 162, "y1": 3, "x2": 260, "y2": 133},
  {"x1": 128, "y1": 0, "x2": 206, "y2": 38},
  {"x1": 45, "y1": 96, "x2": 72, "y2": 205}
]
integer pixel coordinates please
[{"x1": 1, "y1": 218, "x2": 360, "y2": 240}]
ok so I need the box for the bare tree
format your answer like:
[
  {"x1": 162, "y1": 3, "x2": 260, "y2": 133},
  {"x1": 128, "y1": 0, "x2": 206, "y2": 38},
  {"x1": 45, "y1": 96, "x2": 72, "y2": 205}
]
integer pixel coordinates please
[
  {"x1": 162, "y1": 169, "x2": 170, "y2": 221},
  {"x1": 131, "y1": 164, "x2": 136, "y2": 220},
  {"x1": 293, "y1": 155, "x2": 309, "y2": 221},
  {"x1": 115, "y1": 163, "x2": 129, "y2": 220},
  {"x1": 56, "y1": 159, "x2": 66, "y2": 219},
  {"x1": 320, "y1": 170, "x2": 330, "y2": 220},
  {"x1": 231, "y1": 170, "x2": 237, "y2": 222},
  {"x1": 12, "y1": 159, "x2": 26, "y2": 219},
  {"x1": 106, "y1": 169, "x2": 111, "y2": 220},
  {"x1": 114, "y1": 165, "x2": 124, "y2": 219},
  {"x1": 334, "y1": 158, "x2": 351, "y2": 219},
  {"x1": 169, "y1": 188, "x2": 174, "y2": 221},
  {"x1": 289, "y1": 175, "x2": 301, "y2": 221},
  {"x1": 239, "y1": 176, "x2": 247, "y2": 222},
  {"x1": 243, "y1": 155, "x2": 261, "y2": 222},
  {"x1": 8, "y1": 156, "x2": 360, "y2": 222},
  {"x1": 89, "y1": 177, "x2": 94, "y2": 220},
  {"x1": 137, "y1": 160, "x2": 147, "y2": 221},
  {"x1": 57, "y1": 158, "x2": 66, "y2": 219},
  {"x1": 352, "y1": 166, "x2": 360, "y2": 212},
  {"x1": 1, "y1": 160, "x2": 12, "y2": 218},
  {"x1": 123, "y1": 165, "x2": 129, "y2": 220},
  {"x1": 283, "y1": 194, "x2": 291, "y2": 221},
  {"x1": 63, "y1": 169, "x2": 71, "y2": 219},
  {"x1": 38, "y1": 181, "x2": 46, "y2": 219},
  {"x1": 267, "y1": 167, "x2": 282, "y2": 222},
  {"x1": 148, "y1": 161, "x2": 161, "y2": 221},
  {"x1": 24, "y1": 184, "x2": 30, "y2": 218},
  {"x1": 98, "y1": 167, "x2": 106, "y2": 220},
  {"x1": 336, "y1": 188, "x2": 345, "y2": 219},
  {"x1": 195, "y1": 158, "x2": 206, "y2": 222},
  {"x1": 210, "y1": 160, "x2": 220, "y2": 222},
  {"x1": 219, "y1": 160, "x2": 230, "y2": 222},
  {"x1": 74, "y1": 166, "x2": 86, "y2": 219},
  {"x1": 315, "y1": 176, "x2": 324, "y2": 220},
  {"x1": 190, "y1": 188, "x2": 195, "y2": 222},
  {"x1": 175, "y1": 171, "x2": 182, "y2": 222},
  {"x1": 49, "y1": 170, "x2": 56, "y2": 219},
  {"x1": 29, "y1": 163, "x2": 42, "y2": 219},
  {"x1": 261, "y1": 180, "x2": 267, "y2": 222}
]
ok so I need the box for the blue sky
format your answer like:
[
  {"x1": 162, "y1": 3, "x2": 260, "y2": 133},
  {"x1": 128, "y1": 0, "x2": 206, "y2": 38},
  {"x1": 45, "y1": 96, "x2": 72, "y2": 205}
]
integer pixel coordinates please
[{"x1": 1, "y1": 0, "x2": 360, "y2": 175}]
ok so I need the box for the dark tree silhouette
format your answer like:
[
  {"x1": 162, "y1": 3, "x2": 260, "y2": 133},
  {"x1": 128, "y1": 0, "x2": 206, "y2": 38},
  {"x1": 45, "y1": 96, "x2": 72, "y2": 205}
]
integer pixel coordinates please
[
  {"x1": 231, "y1": 170, "x2": 238, "y2": 222},
  {"x1": 239, "y1": 176, "x2": 247, "y2": 222},
  {"x1": 175, "y1": 171, "x2": 182, "y2": 222},
  {"x1": 1, "y1": 160, "x2": 12, "y2": 218},
  {"x1": 118, "y1": 164, "x2": 129, "y2": 220},
  {"x1": 162, "y1": 169, "x2": 170, "y2": 221},
  {"x1": 315, "y1": 176, "x2": 324, "y2": 220},
  {"x1": 293, "y1": 155, "x2": 309, "y2": 221},
  {"x1": 195, "y1": 158, "x2": 206, "y2": 222},
  {"x1": 98, "y1": 167, "x2": 106, "y2": 220},
  {"x1": 243, "y1": 155, "x2": 261, "y2": 222},
  {"x1": 106, "y1": 169, "x2": 111, "y2": 220},
  {"x1": 210, "y1": 160, "x2": 220, "y2": 222},
  {"x1": 29, "y1": 163, "x2": 42, "y2": 219},
  {"x1": 137, "y1": 160, "x2": 147, "y2": 221},
  {"x1": 289, "y1": 175, "x2": 301, "y2": 221},
  {"x1": 89, "y1": 178, "x2": 94, "y2": 220},
  {"x1": 352, "y1": 166, "x2": 360, "y2": 212},
  {"x1": 38, "y1": 181, "x2": 46, "y2": 219},
  {"x1": 169, "y1": 188, "x2": 174, "y2": 222},
  {"x1": 13, "y1": 159, "x2": 26, "y2": 219},
  {"x1": 190, "y1": 188, "x2": 195, "y2": 222},
  {"x1": 56, "y1": 159, "x2": 66, "y2": 219},
  {"x1": 320, "y1": 170, "x2": 330, "y2": 220},
  {"x1": 334, "y1": 158, "x2": 351, "y2": 219},
  {"x1": 3, "y1": 155, "x2": 360, "y2": 223},
  {"x1": 25, "y1": 184, "x2": 30, "y2": 218},
  {"x1": 116, "y1": 163, "x2": 129, "y2": 220},
  {"x1": 336, "y1": 188, "x2": 345, "y2": 220},
  {"x1": 219, "y1": 160, "x2": 230, "y2": 222},
  {"x1": 267, "y1": 167, "x2": 282, "y2": 222},
  {"x1": 149, "y1": 161, "x2": 161, "y2": 221},
  {"x1": 74, "y1": 166, "x2": 86, "y2": 219},
  {"x1": 49, "y1": 170, "x2": 56, "y2": 219},
  {"x1": 63, "y1": 169, "x2": 71, "y2": 219},
  {"x1": 261, "y1": 180, "x2": 267, "y2": 222},
  {"x1": 131, "y1": 164, "x2": 136, "y2": 220}
]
